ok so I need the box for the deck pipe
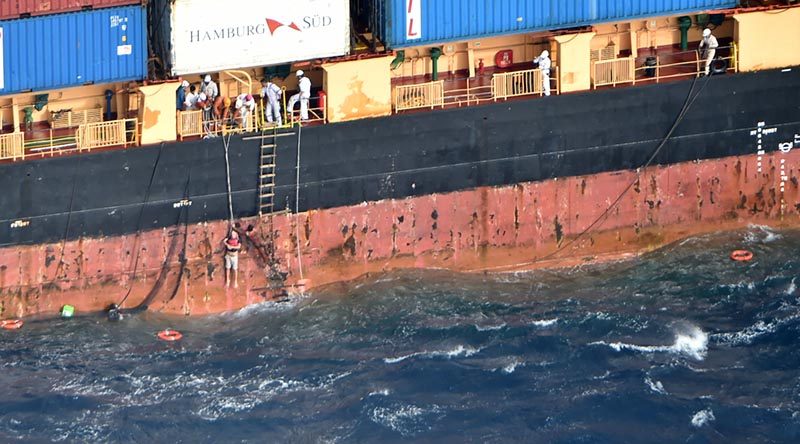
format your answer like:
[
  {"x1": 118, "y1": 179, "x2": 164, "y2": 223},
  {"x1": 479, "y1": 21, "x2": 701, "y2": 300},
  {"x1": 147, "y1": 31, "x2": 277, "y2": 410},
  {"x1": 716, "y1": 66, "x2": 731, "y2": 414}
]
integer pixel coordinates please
[
  {"x1": 678, "y1": 16, "x2": 692, "y2": 51},
  {"x1": 430, "y1": 47, "x2": 442, "y2": 81}
]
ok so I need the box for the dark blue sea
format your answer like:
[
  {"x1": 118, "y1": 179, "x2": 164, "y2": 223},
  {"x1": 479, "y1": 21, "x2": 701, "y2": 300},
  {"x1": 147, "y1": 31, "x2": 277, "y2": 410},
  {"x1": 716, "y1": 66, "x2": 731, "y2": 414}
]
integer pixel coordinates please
[{"x1": 2, "y1": 225, "x2": 800, "y2": 443}]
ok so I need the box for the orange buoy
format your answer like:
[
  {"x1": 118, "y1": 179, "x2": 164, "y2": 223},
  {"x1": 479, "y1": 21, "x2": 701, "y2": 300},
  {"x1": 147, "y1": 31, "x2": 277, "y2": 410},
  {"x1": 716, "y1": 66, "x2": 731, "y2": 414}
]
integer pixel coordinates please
[
  {"x1": 730, "y1": 250, "x2": 754, "y2": 262},
  {"x1": 1, "y1": 319, "x2": 24, "y2": 330},
  {"x1": 157, "y1": 329, "x2": 183, "y2": 342}
]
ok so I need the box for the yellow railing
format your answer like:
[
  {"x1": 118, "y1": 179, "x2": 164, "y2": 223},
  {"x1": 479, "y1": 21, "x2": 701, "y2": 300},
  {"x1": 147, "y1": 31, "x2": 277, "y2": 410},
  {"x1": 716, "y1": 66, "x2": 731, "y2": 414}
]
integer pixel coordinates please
[
  {"x1": 0, "y1": 132, "x2": 25, "y2": 161},
  {"x1": 177, "y1": 109, "x2": 205, "y2": 140},
  {"x1": 76, "y1": 118, "x2": 138, "y2": 151},
  {"x1": 592, "y1": 57, "x2": 635, "y2": 88},
  {"x1": 632, "y1": 44, "x2": 738, "y2": 84},
  {"x1": 395, "y1": 80, "x2": 445, "y2": 111},
  {"x1": 288, "y1": 95, "x2": 327, "y2": 126},
  {"x1": 444, "y1": 77, "x2": 494, "y2": 107},
  {"x1": 493, "y1": 68, "x2": 555, "y2": 100}
]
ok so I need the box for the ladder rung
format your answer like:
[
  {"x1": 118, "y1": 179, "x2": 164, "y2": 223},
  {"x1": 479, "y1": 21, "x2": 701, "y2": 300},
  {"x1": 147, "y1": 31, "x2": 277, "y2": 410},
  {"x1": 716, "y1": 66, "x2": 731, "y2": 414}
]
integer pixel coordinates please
[
  {"x1": 260, "y1": 173, "x2": 275, "y2": 179},
  {"x1": 260, "y1": 193, "x2": 274, "y2": 199},
  {"x1": 261, "y1": 144, "x2": 275, "y2": 148},
  {"x1": 260, "y1": 163, "x2": 275, "y2": 169},
  {"x1": 261, "y1": 154, "x2": 275, "y2": 159}
]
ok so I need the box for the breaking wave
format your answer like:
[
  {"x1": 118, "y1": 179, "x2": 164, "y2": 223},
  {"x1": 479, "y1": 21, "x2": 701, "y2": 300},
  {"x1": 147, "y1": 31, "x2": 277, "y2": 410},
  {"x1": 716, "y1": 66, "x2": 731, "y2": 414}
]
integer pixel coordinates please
[
  {"x1": 591, "y1": 325, "x2": 708, "y2": 360},
  {"x1": 691, "y1": 408, "x2": 715, "y2": 427},
  {"x1": 745, "y1": 224, "x2": 782, "y2": 244},
  {"x1": 383, "y1": 345, "x2": 481, "y2": 364},
  {"x1": 644, "y1": 376, "x2": 667, "y2": 395},
  {"x1": 531, "y1": 318, "x2": 558, "y2": 328}
]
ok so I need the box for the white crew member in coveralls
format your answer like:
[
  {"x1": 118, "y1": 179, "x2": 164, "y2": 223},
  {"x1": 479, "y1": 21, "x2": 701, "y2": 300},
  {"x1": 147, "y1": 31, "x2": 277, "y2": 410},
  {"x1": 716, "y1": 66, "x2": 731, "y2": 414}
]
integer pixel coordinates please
[
  {"x1": 287, "y1": 70, "x2": 311, "y2": 121},
  {"x1": 235, "y1": 93, "x2": 256, "y2": 130},
  {"x1": 533, "y1": 50, "x2": 551, "y2": 96},
  {"x1": 261, "y1": 78, "x2": 283, "y2": 125},
  {"x1": 202, "y1": 75, "x2": 219, "y2": 102},
  {"x1": 699, "y1": 28, "x2": 719, "y2": 76}
]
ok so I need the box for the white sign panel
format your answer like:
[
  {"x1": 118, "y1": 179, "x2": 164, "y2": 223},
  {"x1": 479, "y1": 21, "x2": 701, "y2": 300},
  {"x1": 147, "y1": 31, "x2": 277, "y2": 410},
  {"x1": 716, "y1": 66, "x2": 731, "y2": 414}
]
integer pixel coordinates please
[
  {"x1": 170, "y1": 0, "x2": 350, "y2": 75},
  {"x1": 405, "y1": 0, "x2": 421, "y2": 40},
  {"x1": 0, "y1": 27, "x2": 4, "y2": 90}
]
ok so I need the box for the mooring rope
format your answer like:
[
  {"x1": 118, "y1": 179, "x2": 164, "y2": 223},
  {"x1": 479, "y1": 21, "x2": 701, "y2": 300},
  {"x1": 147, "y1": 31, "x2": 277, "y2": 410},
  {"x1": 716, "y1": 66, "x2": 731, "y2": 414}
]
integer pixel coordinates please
[
  {"x1": 294, "y1": 125, "x2": 304, "y2": 280},
  {"x1": 222, "y1": 132, "x2": 235, "y2": 229}
]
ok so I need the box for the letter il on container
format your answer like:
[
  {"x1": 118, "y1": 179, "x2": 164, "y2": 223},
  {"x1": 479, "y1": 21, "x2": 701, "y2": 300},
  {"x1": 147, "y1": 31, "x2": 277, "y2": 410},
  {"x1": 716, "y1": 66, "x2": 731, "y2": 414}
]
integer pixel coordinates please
[{"x1": 167, "y1": 0, "x2": 350, "y2": 76}]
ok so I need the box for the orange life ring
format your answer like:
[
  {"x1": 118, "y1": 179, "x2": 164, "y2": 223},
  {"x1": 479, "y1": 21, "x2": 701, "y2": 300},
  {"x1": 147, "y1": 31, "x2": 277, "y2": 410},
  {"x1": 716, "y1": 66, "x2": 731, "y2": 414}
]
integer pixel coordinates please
[
  {"x1": 157, "y1": 329, "x2": 183, "y2": 342},
  {"x1": 1, "y1": 319, "x2": 24, "y2": 330},
  {"x1": 730, "y1": 250, "x2": 754, "y2": 262}
]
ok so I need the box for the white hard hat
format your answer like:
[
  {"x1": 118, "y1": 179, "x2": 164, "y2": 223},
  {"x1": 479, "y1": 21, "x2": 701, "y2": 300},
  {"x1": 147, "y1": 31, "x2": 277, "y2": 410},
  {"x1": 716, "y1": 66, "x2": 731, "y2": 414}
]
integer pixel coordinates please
[
  {"x1": 703, "y1": 28, "x2": 711, "y2": 37},
  {"x1": 296, "y1": 70, "x2": 304, "y2": 77},
  {"x1": 204, "y1": 74, "x2": 211, "y2": 82},
  {"x1": 198, "y1": 92, "x2": 207, "y2": 101},
  {"x1": 181, "y1": 80, "x2": 189, "y2": 87},
  {"x1": 541, "y1": 50, "x2": 549, "y2": 58}
]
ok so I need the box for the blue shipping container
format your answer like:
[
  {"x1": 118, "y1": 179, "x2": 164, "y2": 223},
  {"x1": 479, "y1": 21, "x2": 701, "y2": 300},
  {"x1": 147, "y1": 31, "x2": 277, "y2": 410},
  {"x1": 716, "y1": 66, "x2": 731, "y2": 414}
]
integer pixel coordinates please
[
  {"x1": 0, "y1": 6, "x2": 147, "y2": 95},
  {"x1": 370, "y1": 0, "x2": 737, "y2": 48}
]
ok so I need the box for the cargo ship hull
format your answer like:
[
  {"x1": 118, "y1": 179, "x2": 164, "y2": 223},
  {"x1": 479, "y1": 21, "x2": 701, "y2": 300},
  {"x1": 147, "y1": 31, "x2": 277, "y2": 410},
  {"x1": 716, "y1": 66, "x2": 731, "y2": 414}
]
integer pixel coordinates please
[{"x1": 1, "y1": 68, "x2": 799, "y2": 316}]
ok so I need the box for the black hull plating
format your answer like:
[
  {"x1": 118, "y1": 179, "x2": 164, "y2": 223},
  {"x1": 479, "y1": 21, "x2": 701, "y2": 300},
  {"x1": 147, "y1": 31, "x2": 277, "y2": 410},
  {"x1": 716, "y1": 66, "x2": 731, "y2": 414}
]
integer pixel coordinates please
[{"x1": 1, "y1": 69, "x2": 799, "y2": 248}]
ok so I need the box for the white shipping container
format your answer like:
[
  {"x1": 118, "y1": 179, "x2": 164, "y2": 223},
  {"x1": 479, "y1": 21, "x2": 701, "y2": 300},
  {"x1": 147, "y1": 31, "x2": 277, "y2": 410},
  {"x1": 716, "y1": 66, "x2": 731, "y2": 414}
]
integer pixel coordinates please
[{"x1": 169, "y1": 0, "x2": 350, "y2": 75}]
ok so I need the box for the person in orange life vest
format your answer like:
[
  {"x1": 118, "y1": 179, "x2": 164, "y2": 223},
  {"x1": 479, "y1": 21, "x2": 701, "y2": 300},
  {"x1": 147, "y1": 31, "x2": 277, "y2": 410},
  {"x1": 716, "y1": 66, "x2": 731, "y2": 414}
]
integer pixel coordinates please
[{"x1": 223, "y1": 230, "x2": 241, "y2": 288}]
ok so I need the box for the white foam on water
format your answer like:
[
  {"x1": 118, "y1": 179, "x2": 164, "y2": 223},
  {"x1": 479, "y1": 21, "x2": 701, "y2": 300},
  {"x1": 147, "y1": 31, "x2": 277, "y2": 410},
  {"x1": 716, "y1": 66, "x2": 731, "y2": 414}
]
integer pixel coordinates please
[
  {"x1": 644, "y1": 376, "x2": 667, "y2": 395},
  {"x1": 474, "y1": 322, "x2": 507, "y2": 332},
  {"x1": 591, "y1": 325, "x2": 708, "y2": 360},
  {"x1": 531, "y1": 318, "x2": 558, "y2": 328},
  {"x1": 383, "y1": 345, "x2": 481, "y2": 364},
  {"x1": 369, "y1": 403, "x2": 442, "y2": 437},
  {"x1": 230, "y1": 295, "x2": 302, "y2": 318},
  {"x1": 368, "y1": 388, "x2": 391, "y2": 397},
  {"x1": 787, "y1": 278, "x2": 797, "y2": 296},
  {"x1": 691, "y1": 408, "x2": 715, "y2": 427},
  {"x1": 745, "y1": 224, "x2": 782, "y2": 244},
  {"x1": 712, "y1": 320, "x2": 777, "y2": 346},
  {"x1": 501, "y1": 359, "x2": 525, "y2": 374}
]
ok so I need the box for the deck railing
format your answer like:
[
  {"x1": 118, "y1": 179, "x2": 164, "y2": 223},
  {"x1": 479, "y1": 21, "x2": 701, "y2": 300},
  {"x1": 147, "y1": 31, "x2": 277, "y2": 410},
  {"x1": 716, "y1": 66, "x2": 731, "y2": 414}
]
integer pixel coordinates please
[
  {"x1": 76, "y1": 118, "x2": 138, "y2": 151},
  {"x1": 177, "y1": 109, "x2": 205, "y2": 140},
  {"x1": 0, "y1": 132, "x2": 25, "y2": 161},
  {"x1": 592, "y1": 57, "x2": 636, "y2": 88},
  {"x1": 395, "y1": 80, "x2": 445, "y2": 111},
  {"x1": 443, "y1": 78, "x2": 494, "y2": 107},
  {"x1": 493, "y1": 68, "x2": 557, "y2": 100}
]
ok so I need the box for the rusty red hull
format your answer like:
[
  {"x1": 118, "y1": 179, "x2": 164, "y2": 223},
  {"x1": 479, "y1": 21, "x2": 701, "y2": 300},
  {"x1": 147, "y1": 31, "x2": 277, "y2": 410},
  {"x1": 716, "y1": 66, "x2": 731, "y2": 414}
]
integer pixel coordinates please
[{"x1": 1, "y1": 149, "x2": 797, "y2": 318}]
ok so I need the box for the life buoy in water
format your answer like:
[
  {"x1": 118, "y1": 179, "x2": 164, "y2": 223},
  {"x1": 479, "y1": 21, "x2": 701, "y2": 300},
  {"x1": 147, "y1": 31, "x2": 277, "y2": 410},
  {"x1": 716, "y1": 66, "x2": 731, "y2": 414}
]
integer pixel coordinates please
[
  {"x1": 730, "y1": 250, "x2": 754, "y2": 262},
  {"x1": 157, "y1": 329, "x2": 183, "y2": 342},
  {"x1": 1, "y1": 319, "x2": 24, "y2": 330}
]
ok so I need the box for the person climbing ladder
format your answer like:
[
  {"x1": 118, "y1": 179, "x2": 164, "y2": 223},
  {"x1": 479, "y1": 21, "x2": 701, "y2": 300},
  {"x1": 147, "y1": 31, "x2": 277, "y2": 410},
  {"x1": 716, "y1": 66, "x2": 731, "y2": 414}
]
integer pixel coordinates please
[{"x1": 223, "y1": 230, "x2": 241, "y2": 288}]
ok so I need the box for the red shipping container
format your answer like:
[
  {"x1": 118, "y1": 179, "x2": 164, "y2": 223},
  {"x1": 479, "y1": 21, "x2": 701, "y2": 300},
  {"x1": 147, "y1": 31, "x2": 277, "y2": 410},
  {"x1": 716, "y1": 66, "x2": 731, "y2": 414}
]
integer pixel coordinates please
[{"x1": 0, "y1": 0, "x2": 143, "y2": 20}]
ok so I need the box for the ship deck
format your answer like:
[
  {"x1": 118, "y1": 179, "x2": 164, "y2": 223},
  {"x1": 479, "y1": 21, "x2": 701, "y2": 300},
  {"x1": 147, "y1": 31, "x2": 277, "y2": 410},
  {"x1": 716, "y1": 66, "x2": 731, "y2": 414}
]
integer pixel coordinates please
[{"x1": 0, "y1": 42, "x2": 735, "y2": 165}]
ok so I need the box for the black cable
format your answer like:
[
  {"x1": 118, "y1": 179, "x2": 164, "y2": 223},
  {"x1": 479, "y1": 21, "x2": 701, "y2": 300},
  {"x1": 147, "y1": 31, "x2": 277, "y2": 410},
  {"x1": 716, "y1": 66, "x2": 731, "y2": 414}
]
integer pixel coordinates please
[
  {"x1": 117, "y1": 144, "x2": 164, "y2": 307},
  {"x1": 534, "y1": 73, "x2": 713, "y2": 264},
  {"x1": 54, "y1": 156, "x2": 82, "y2": 280},
  {"x1": 132, "y1": 170, "x2": 192, "y2": 311}
]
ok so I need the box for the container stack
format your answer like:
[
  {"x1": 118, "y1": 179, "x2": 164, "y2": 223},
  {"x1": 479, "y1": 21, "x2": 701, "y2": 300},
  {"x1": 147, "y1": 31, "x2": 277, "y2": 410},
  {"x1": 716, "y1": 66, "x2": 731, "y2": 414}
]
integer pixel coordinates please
[
  {"x1": 0, "y1": 1, "x2": 147, "y2": 95},
  {"x1": 365, "y1": 0, "x2": 739, "y2": 48}
]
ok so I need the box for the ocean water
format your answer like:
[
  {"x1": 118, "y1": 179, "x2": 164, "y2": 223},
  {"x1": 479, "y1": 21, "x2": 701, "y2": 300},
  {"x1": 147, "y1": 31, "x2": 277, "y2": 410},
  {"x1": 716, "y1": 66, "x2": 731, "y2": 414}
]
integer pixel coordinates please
[{"x1": 2, "y1": 225, "x2": 800, "y2": 443}]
